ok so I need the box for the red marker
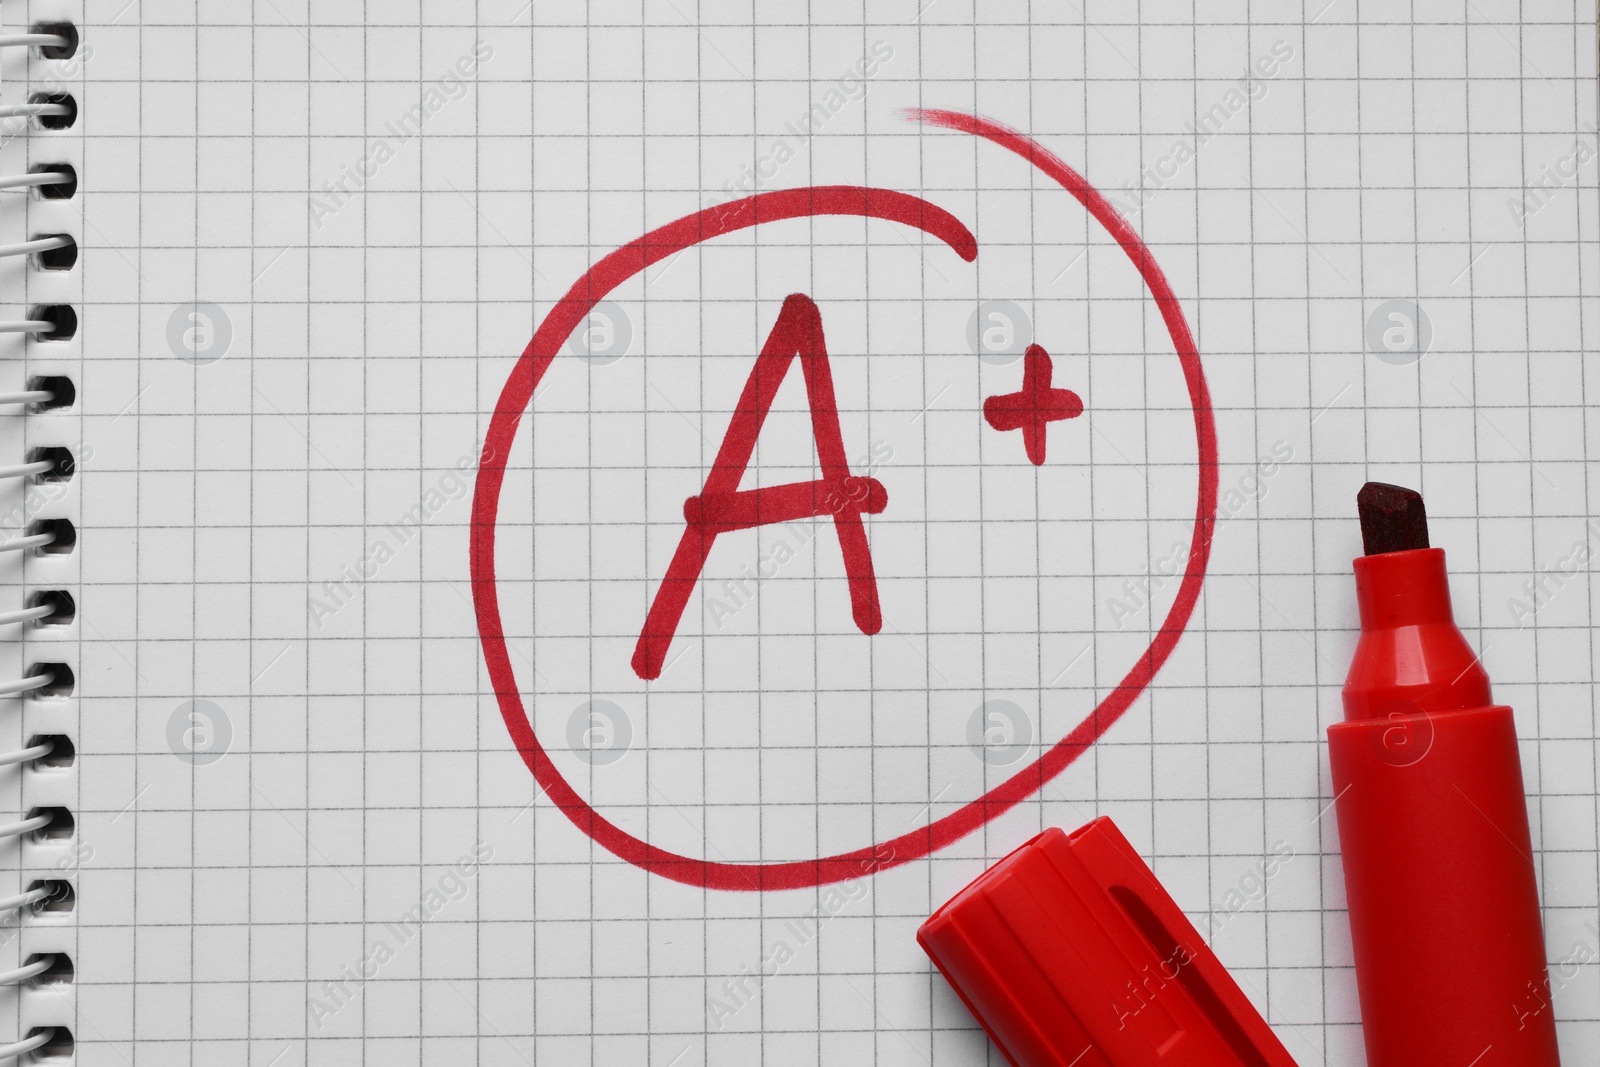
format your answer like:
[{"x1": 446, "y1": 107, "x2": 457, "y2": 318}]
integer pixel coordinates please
[{"x1": 1329, "y1": 482, "x2": 1561, "y2": 1065}]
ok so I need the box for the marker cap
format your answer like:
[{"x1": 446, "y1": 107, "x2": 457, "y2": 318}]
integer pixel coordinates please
[{"x1": 917, "y1": 817, "x2": 1298, "y2": 1067}]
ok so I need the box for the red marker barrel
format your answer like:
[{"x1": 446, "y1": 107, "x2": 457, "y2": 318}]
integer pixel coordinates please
[{"x1": 1329, "y1": 546, "x2": 1560, "y2": 1066}]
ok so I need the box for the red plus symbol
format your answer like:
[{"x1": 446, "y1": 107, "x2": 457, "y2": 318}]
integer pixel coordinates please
[{"x1": 982, "y1": 344, "x2": 1083, "y2": 465}]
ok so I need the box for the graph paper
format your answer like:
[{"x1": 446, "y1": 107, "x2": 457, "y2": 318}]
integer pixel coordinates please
[{"x1": 28, "y1": 0, "x2": 1600, "y2": 1063}]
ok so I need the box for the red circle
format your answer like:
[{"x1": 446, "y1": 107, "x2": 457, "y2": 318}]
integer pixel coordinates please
[{"x1": 470, "y1": 111, "x2": 1219, "y2": 890}]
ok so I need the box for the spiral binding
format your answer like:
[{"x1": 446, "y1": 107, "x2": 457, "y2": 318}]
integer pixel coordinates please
[{"x1": 0, "y1": 19, "x2": 78, "y2": 1062}]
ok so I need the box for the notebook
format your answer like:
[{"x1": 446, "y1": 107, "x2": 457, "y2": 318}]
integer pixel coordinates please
[{"x1": 2, "y1": 2, "x2": 1594, "y2": 1063}]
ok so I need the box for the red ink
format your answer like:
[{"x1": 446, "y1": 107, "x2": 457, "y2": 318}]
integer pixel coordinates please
[
  {"x1": 634, "y1": 293, "x2": 886, "y2": 680},
  {"x1": 472, "y1": 116, "x2": 1217, "y2": 891},
  {"x1": 982, "y1": 344, "x2": 1083, "y2": 465}
]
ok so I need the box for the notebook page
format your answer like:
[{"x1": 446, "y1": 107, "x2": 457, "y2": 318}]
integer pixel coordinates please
[{"x1": 54, "y1": 2, "x2": 1600, "y2": 1064}]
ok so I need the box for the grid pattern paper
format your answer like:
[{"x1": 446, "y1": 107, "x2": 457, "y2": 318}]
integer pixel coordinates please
[{"x1": 24, "y1": 0, "x2": 1600, "y2": 1064}]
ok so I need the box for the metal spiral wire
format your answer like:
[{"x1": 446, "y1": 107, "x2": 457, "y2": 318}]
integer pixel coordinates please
[{"x1": 0, "y1": 19, "x2": 80, "y2": 1061}]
